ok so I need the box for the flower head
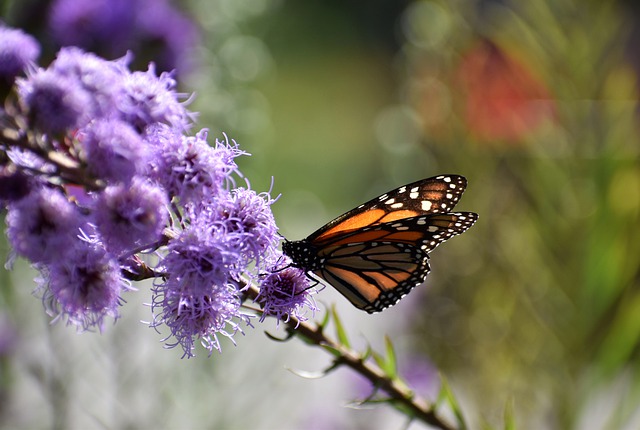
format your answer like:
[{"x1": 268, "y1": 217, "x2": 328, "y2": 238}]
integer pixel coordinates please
[
  {"x1": 17, "y1": 69, "x2": 92, "y2": 133},
  {"x1": 200, "y1": 187, "x2": 280, "y2": 271},
  {"x1": 50, "y1": 47, "x2": 126, "y2": 119},
  {"x1": 94, "y1": 177, "x2": 168, "y2": 255},
  {"x1": 257, "y1": 267, "x2": 316, "y2": 324},
  {"x1": 118, "y1": 64, "x2": 193, "y2": 132},
  {"x1": 146, "y1": 127, "x2": 244, "y2": 204},
  {"x1": 0, "y1": 26, "x2": 40, "y2": 79},
  {"x1": 80, "y1": 119, "x2": 147, "y2": 182},
  {"x1": 6, "y1": 187, "x2": 84, "y2": 263},
  {"x1": 39, "y1": 241, "x2": 128, "y2": 331},
  {"x1": 151, "y1": 284, "x2": 250, "y2": 358}
]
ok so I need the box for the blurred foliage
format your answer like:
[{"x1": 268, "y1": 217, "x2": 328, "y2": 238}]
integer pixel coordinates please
[{"x1": 1, "y1": 0, "x2": 640, "y2": 428}]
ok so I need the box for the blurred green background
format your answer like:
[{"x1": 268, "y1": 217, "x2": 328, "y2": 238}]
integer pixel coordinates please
[{"x1": 2, "y1": 0, "x2": 640, "y2": 428}]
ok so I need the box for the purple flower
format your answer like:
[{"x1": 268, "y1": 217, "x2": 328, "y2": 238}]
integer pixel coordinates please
[
  {"x1": 40, "y1": 241, "x2": 128, "y2": 331},
  {"x1": 160, "y1": 225, "x2": 242, "y2": 296},
  {"x1": 135, "y1": 0, "x2": 199, "y2": 74},
  {"x1": 201, "y1": 187, "x2": 280, "y2": 271},
  {"x1": 151, "y1": 285, "x2": 250, "y2": 358},
  {"x1": 117, "y1": 64, "x2": 193, "y2": 132},
  {"x1": 6, "y1": 186, "x2": 84, "y2": 263},
  {"x1": 0, "y1": 26, "x2": 40, "y2": 79},
  {"x1": 17, "y1": 69, "x2": 91, "y2": 133},
  {"x1": 48, "y1": 0, "x2": 199, "y2": 75},
  {"x1": 49, "y1": 0, "x2": 134, "y2": 56},
  {"x1": 257, "y1": 267, "x2": 316, "y2": 324},
  {"x1": 151, "y1": 217, "x2": 257, "y2": 356},
  {"x1": 146, "y1": 127, "x2": 244, "y2": 204},
  {"x1": 50, "y1": 47, "x2": 126, "y2": 119},
  {"x1": 94, "y1": 178, "x2": 168, "y2": 255},
  {"x1": 80, "y1": 119, "x2": 147, "y2": 182}
]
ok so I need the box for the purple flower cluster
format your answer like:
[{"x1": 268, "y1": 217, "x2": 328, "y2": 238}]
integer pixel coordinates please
[{"x1": 0, "y1": 26, "x2": 315, "y2": 357}]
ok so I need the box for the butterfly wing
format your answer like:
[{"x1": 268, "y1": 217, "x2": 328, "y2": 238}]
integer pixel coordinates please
[
  {"x1": 308, "y1": 175, "x2": 469, "y2": 244},
  {"x1": 312, "y1": 212, "x2": 478, "y2": 313}
]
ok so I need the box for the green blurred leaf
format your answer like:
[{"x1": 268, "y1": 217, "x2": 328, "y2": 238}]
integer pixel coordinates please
[
  {"x1": 437, "y1": 375, "x2": 468, "y2": 430},
  {"x1": 331, "y1": 305, "x2": 351, "y2": 349}
]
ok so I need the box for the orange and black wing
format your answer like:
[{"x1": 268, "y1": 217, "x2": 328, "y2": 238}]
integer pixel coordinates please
[
  {"x1": 308, "y1": 175, "x2": 469, "y2": 245},
  {"x1": 312, "y1": 212, "x2": 478, "y2": 313}
]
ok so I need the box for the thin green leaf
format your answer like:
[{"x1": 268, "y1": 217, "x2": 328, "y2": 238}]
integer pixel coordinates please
[
  {"x1": 319, "y1": 343, "x2": 343, "y2": 358},
  {"x1": 383, "y1": 335, "x2": 398, "y2": 379},
  {"x1": 438, "y1": 375, "x2": 467, "y2": 430},
  {"x1": 331, "y1": 305, "x2": 351, "y2": 349},
  {"x1": 504, "y1": 398, "x2": 516, "y2": 430},
  {"x1": 318, "y1": 305, "x2": 331, "y2": 330}
]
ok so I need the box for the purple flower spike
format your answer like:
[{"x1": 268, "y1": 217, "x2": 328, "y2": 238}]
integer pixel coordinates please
[
  {"x1": 94, "y1": 177, "x2": 169, "y2": 255},
  {"x1": 0, "y1": 26, "x2": 40, "y2": 79},
  {"x1": 6, "y1": 187, "x2": 84, "y2": 264},
  {"x1": 80, "y1": 119, "x2": 147, "y2": 182},
  {"x1": 41, "y1": 242, "x2": 128, "y2": 331}
]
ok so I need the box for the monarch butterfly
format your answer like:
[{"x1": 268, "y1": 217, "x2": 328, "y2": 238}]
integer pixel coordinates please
[{"x1": 282, "y1": 175, "x2": 478, "y2": 313}]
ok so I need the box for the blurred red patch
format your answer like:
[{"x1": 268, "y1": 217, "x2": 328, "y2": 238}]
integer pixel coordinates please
[{"x1": 457, "y1": 40, "x2": 555, "y2": 142}]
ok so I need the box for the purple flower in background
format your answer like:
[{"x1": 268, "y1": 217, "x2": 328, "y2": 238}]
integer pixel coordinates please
[
  {"x1": 400, "y1": 357, "x2": 440, "y2": 400},
  {"x1": 94, "y1": 178, "x2": 169, "y2": 255},
  {"x1": 80, "y1": 119, "x2": 147, "y2": 182},
  {"x1": 40, "y1": 241, "x2": 128, "y2": 331},
  {"x1": 6, "y1": 187, "x2": 84, "y2": 264},
  {"x1": 0, "y1": 26, "x2": 40, "y2": 79},
  {"x1": 49, "y1": 0, "x2": 134, "y2": 56},
  {"x1": 48, "y1": 0, "x2": 199, "y2": 75},
  {"x1": 257, "y1": 267, "x2": 316, "y2": 323},
  {"x1": 135, "y1": 0, "x2": 200, "y2": 74},
  {"x1": 17, "y1": 69, "x2": 91, "y2": 133}
]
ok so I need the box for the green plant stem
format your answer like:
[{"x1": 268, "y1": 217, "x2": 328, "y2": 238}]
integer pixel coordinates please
[{"x1": 244, "y1": 283, "x2": 456, "y2": 430}]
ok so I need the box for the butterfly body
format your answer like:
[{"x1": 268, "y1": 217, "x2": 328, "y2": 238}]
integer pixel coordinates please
[{"x1": 283, "y1": 175, "x2": 478, "y2": 313}]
